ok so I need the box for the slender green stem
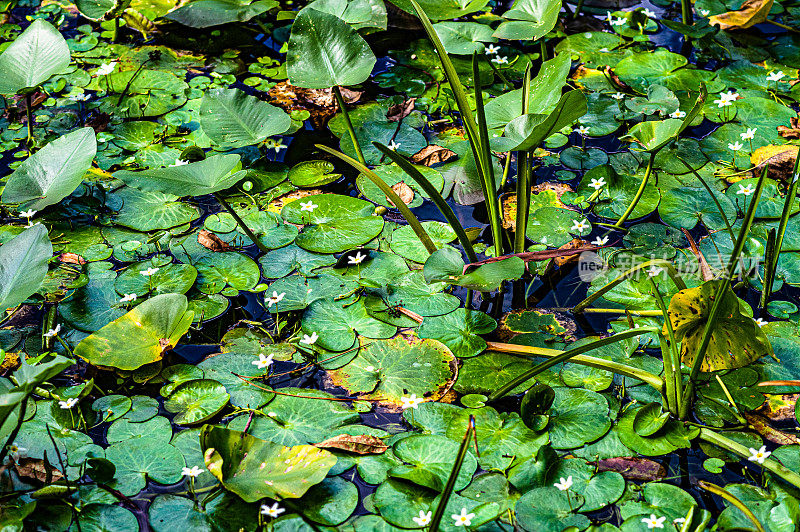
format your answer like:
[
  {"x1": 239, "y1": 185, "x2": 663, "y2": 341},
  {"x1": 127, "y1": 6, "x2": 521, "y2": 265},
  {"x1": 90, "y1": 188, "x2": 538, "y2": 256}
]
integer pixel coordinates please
[
  {"x1": 374, "y1": 142, "x2": 478, "y2": 263},
  {"x1": 764, "y1": 19, "x2": 799, "y2": 32},
  {"x1": 501, "y1": 152, "x2": 512, "y2": 188},
  {"x1": 514, "y1": 65, "x2": 532, "y2": 254},
  {"x1": 562, "y1": 308, "x2": 663, "y2": 316},
  {"x1": 429, "y1": 416, "x2": 475, "y2": 532},
  {"x1": 42, "y1": 304, "x2": 57, "y2": 351},
  {"x1": 486, "y1": 328, "x2": 665, "y2": 401},
  {"x1": 572, "y1": 0, "x2": 584, "y2": 18},
  {"x1": 650, "y1": 278, "x2": 681, "y2": 416},
  {"x1": 697, "y1": 481, "x2": 765, "y2": 532},
  {"x1": 573, "y1": 259, "x2": 686, "y2": 313},
  {"x1": 613, "y1": 152, "x2": 656, "y2": 227},
  {"x1": 678, "y1": 157, "x2": 736, "y2": 243},
  {"x1": 714, "y1": 374, "x2": 747, "y2": 424},
  {"x1": 761, "y1": 155, "x2": 800, "y2": 306},
  {"x1": 760, "y1": 228, "x2": 777, "y2": 309},
  {"x1": 25, "y1": 93, "x2": 34, "y2": 147},
  {"x1": 212, "y1": 193, "x2": 269, "y2": 254},
  {"x1": 316, "y1": 144, "x2": 437, "y2": 254},
  {"x1": 332, "y1": 85, "x2": 365, "y2": 166},
  {"x1": 472, "y1": 54, "x2": 503, "y2": 257},
  {"x1": 699, "y1": 428, "x2": 800, "y2": 489},
  {"x1": 679, "y1": 166, "x2": 768, "y2": 419},
  {"x1": 681, "y1": 0, "x2": 693, "y2": 25},
  {"x1": 539, "y1": 39, "x2": 547, "y2": 61}
]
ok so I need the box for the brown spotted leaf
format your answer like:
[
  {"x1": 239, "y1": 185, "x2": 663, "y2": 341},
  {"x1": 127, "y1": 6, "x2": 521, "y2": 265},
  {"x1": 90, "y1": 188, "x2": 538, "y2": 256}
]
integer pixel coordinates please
[
  {"x1": 666, "y1": 280, "x2": 772, "y2": 371},
  {"x1": 314, "y1": 434, "x2": 388, "y2": 455},
  {"x1": 387, "y1": 98, "x2": 416, "y2": 122},
  {"x1": 388, "y1": 182, "x2": 414, "y2": 207},
  {"x1": 58, "y1": 253, "x2": 86, "y2": 265}
]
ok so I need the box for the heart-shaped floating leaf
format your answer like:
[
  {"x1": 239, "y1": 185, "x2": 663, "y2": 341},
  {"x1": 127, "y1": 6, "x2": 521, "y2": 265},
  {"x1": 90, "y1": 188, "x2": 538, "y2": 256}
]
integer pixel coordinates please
[
  {"x1": 2, "y1": 128, "x2": 96, "y2": 211},
  {"x1": 199, "y1": 88, "x2": 291, "y2": 148},
  {"x1": 200, "y1": 425, "x2": 336, "y2": 501},
  {"x1": 115, "y1": 154, "x2": 244, "y2": 197},
  {"x1": 281, "y1": 194, "x2": 384, "y2": 253},
  {"x1": 0, "y1": 19, "x2": 70, "y2": 94},
  {"x1": 326, "y1": 335, "x2": 457, "y2": 406},
  {"x1": 286, "y1": 7, "x2": 376, "y2": 89},
  {"x1": 164, "y1": 379, "x2": 230, "y2": 425},
  {"x1": 389, "y1": 0, "x2": 489, "y2": 20},
  {"x1": 493, "y1": 0, "x2": 562, "y2": 41},
  {"x1": 666, "y1": 280, "x2": 772, "y2": 371},
  {"x1": 74, "y1": 293, "x2": 194, "y2": 370},
  {"x1": 0, "y1": 225, "x2": 52, "y2": 312},
  {"x1": 423, "y1": 246, "x2": 525, "y2": 292}
]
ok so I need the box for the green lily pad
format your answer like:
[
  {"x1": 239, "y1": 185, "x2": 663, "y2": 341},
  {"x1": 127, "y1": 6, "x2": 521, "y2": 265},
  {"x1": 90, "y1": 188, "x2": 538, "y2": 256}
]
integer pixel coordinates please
[
  {"x1": 390, "y1": 434, "x2": 477, "y2": 491},
  {"x1": 515, "y1": 487, "x2": 590, "y2": 531},
  {"x1": 106, "y1": 436, "x2": 185, "y2": 496},
  {"x1": 164, "y1": 379, "x2": 230, "y2": 425},
  {"x1": 417, "y1": 308, "x2": 496, "y2": 358},
  {"x1": 548, "y1": 387, "x2": 611, "y2": 449},
  {"x1": 302, "y1": 477, "x2": 359, "y2": 526},
  {"x1": 115, "y1": 154, "x2": 244, "y2": 197},
  {"x1": 199, "y1": 88, "x2": 290, "y2": 148}
]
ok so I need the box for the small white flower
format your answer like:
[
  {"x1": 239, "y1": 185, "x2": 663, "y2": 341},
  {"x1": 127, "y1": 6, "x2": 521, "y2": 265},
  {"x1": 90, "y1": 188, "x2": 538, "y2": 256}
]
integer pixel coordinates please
[
  {"x1": 170, "y1": 159, "x2": 188, "y2": 167},
  {"x1": 271, "y1": 141, "x2": 287, "y2": 153},
  {"x1": 643, "y1": 8, "x2": 656, "y2": 17},
  {"x1": 591, "y1": 235, "x2": 609, "y2": 246},
  {"x1": 300, "y1": 332, "x2": 318, "y2": 345},
  {"x1": 267, "y1": 411, "x2": 278, "y2": 417},
  {"x1": 700, "y1": 9, "x2": 710, "y2": 16},
  {"x1": 365, "y1": 365, "x2": 376, "y2": 372},
  {"x1": 267, "y1": 291, "x2": 286, "y2": 307},
  {"x1": 612, "y1": 16, "x2": 627, "y2": 26},
  {"x1": 182, "y1": 466, "x2": 204, "y2": 477},
  {"x1": 737, "y1": 183, "x2": 755, "y2": 196},
  {"x1": 647, "y1": 265, "x2": 664, "y2": 278},
  {"x1": 120, "y1": 293, "x2": 137, "y2": 303},
  {"x1": 485, "y1": 44, "x2": 500, "y2": 55},
  {"x1": 401, "y1": 394, "x2": 422, "y2": 410},
  {"x1": 571, "y1": 219, "x2": 590, "y2": 233},
  {"x1": 260, "y1": 502, "x2": 285, "y2": 518},
  {"x1": 669, "y1": 110, "x2": 686, "y2": 119},
  {"x1": 714, "y1": 98, "x2": 733, "y2": 108},
  {"x1": 413, "y1": 510, "x2": 432, "y2": 526},
  {"x1": 575, "y1": 125, "x2": 590, "y2": 136},
  {"x1": 70, "y1": 93, "x2": 90, "y2": 102},
  {"x1": 19, "y1": 209, "x2": 36, "y2": 219},
  {"x1": 589, "y1": 177, "x2": 606, "y2": 190},
  {"x1": 300, "y1": 200, "x2": 318, "y2": 212},
  {"x1": 140, "y1": 267, "x2": 159, "y2": 277},
  {"x1": 554, "y1": 476, "x2": 573, "y2": 491},
  {"x1": 43, "y1": 324, "x2": 61, "y2": 338},
  {"x1": 728, "y1": 141, "x2": 743, "y2": 152},
  {"x1": 674, "y1": 517, "x2": 686, "y2": 524},
  {"x1": 7, "y1": 443, "x2": 27, "y2": 460},
  {"x1": 606, "y1": 11, "x2": 614, "y2": 22},
  {"x1": 755, "y1": 318, "x2": 768, "y2": 327},
  {"x1": 741, "y1": 128, "x2": 756, "y2": 140},
  {"x1": 387, "y1": 140, "x2": 401, "y2": 151},
  {"x1": 766, "y1": 70, "x2": 785, "y2": 82},
  {"x1": 642, "y1": 514, "x2": 666, "y2": 529},
  {"x1": 491, "y1": 55, "x2": 509, "y2": 65},
  {"x1": 748, "y1": 445, "x2": 771, "y2": 463},
  {"x1": 611, "y1": 92, "x2": 625, "y2": 100},
  {"x1": 452, "y1": 508, "x2": 475, "y2": 527},
  {"x1": 252, "y1": 353, "x2": 274, "y2": 369},
  {"x1": 348, "y1": 251, "x2": 368, "y2": 265},
  {"x1": 58, "y1": 397, "x2": 78, "y2": 409},
  {"x1": 96, "y1": 62, "x2": 116, "y2": 76}
]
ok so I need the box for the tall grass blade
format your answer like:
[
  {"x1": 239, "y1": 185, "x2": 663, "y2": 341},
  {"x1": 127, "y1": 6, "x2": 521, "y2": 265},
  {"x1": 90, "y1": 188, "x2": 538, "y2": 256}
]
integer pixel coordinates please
[{"x1": 428, "y1": 416, "x2": 476, "y2": 532}]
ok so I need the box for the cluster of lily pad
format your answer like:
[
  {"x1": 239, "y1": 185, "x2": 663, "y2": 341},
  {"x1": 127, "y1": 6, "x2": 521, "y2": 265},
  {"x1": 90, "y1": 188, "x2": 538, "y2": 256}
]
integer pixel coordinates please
[{"x1": 0, "y1": 0, "x2": 799, "y2": 529}]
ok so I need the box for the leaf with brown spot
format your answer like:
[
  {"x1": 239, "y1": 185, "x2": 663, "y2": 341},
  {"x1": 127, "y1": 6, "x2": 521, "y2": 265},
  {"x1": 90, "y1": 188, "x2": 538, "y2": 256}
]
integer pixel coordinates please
[
  {"x1": 756, "y1": 394, "x2": 797, "y2": 421},
  {"x1": 708, "y1": 0, "x2": 773, "y2": 30},
  {"x1": 594, "y1": 457, "x2": 666, "y2": 481},
  {"x1": 744, "y1": 412, "x2": 800, "y2": 445},
  {"x1": 554, "y1": 239, "x2": 588, "y2": 267},
  {"x1": 777, "y1": 116, "x2": 800, "y2": 139},
  {"x1": 159, "y1": 338, "x2": 173, "y2": 353},
  {"x1": 410, "y1": 144, "x2": 457, "y2": 166},
  {"x1": 313, "y1": 434, "x2": 388, "y2": 455},
  {"x1": 198, "y1": 230, "x2": 232, "y2": 252}
]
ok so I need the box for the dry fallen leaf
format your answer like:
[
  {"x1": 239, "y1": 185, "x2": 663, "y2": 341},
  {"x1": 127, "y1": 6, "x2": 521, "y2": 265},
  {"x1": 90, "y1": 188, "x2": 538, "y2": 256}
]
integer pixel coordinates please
[
  {"x1": 708, "y1": 0, "x2": 773, "y2": 30},
  {"x1": 198, "y1": 230, "x2": 232, "y2": 252},
  {"x1": 313, "y1": 434, "x2": 388, "y2": 455},
  {"x1": 756, "y1": 394, "x2": 797, "y2": 421},
  {"x1": 750, "y1": 144, "x2": 798, "y2": 182},
  {"x1": 387, "y1": 98, "x2": 416, "y2": 122},
  {"x1": 410, "y1": 145, "x2": 457, "y2": 166},
  {"x1": 268, "y1": 81, "x2": 361, "y2": 128},
  {"x1": 778, "y1": 116, "x2": 800, "y2": 139},
  {"x1": 14, "y1": 458, "x2": 63, "y2": 484},
  {"x1": 58, "y1": 253, "x2": 86, "y2": 265},
  {"x1": 388, "y1": 182, "x2": 414, "y2": 207},
  {"x1": 744, "y1": 412, "x2": 800, "y2": 445},
  {"x1": 554, "y1": 239, "x2": 588, "y2": 267},
  {"x1": 594, "y1": 457, "x2": 666, "y2": 481}
]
